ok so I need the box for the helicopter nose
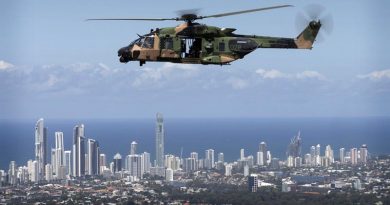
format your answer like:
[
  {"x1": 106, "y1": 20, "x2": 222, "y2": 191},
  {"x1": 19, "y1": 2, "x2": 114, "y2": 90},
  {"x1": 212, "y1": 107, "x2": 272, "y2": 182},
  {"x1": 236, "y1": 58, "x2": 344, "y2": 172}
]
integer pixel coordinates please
[
  {"x1": 118, "y1": 47, "x2": 132, "y2": 63},
  {"x1": 118, "y1": 47, "x2": 126, "y2": 56}
]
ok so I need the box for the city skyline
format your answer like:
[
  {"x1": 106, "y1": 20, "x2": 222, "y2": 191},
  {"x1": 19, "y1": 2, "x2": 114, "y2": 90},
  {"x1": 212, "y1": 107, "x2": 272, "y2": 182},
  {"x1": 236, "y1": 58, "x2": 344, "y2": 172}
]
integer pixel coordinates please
[
  {"x1": 1, "y1": 115, "x2": 385, "y2": 204},
  {"x1": 1, "y1": 116, "x2": 372, "y2": 173}
]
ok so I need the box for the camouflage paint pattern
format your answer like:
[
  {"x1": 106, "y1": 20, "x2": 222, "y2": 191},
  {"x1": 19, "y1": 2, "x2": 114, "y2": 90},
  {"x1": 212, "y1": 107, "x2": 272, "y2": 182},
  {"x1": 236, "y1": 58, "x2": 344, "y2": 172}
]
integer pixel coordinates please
[{"x1": 118, "y1": 21, "x2": 321, "y2": 66}]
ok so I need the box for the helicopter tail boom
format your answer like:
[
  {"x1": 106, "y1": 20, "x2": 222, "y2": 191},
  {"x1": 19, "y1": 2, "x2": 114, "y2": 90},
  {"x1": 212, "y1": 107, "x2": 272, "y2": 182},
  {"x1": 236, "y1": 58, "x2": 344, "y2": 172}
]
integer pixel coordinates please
[
  {"x1": 294, "y1": 20, "x2": 321, "y2": 49},
  {"x1": 248, "y1": 20, "x2": 321, "y2": 50}
]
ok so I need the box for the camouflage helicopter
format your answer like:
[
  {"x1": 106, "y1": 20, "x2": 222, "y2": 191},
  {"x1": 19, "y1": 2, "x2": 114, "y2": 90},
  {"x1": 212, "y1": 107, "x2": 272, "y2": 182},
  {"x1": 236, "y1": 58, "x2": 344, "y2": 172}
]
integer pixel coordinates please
[{"x1": 88, "y1": 5, "x2": 323, "y2": 66}]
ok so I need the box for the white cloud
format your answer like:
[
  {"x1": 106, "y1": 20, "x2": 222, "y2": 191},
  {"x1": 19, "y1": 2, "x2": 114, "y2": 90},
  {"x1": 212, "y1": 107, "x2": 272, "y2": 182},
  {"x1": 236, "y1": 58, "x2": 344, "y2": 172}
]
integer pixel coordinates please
[
  {"x1": 357, "y1": 69, "x2": 390, "y2": 80},
  {"x1": 296, "y1": 71, "x2": 326, "y2": 80},
  {"x1": 256, "y1": 69, "x2": 326, "y2": 80},
  {"x1": 256, "y1": 69, "x2": 288, "y2": 79},
  {"x1": 132, "y1": 63, "x2": 199, "y2": 87},
  {"x1": 0, "y1": 60, "x2": 14, "y2": 70},
  {"x1": 226, "y1": 77, "x2": 249, "y2": 90}
]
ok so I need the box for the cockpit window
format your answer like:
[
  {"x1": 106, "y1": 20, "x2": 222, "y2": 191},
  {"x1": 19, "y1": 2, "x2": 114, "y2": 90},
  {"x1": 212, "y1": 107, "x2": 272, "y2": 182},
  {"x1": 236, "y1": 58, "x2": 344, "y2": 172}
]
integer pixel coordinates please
[
  {"x1": 129, "y1": 38, "x2": 141, "y2": 47},
  {"x1": 128, "y1": 35, "x2": 154, "y2": 48},
  {"x1": 141, "y1": 36, "x2": 154, "y2": 48}
]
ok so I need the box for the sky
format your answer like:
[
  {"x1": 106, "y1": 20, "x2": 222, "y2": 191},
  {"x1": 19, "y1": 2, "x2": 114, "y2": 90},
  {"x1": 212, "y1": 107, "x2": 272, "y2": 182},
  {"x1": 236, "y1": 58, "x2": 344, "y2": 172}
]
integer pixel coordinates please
[{"x1": 0, "y1": 0, "x2": 389, "y2": 119}]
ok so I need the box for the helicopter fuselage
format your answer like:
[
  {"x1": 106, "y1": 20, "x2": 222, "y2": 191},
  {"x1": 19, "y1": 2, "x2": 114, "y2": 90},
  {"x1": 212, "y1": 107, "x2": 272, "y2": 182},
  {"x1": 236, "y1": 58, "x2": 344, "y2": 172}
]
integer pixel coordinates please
[{"x1": 118, "y1": 21, "x2": 320, "y2": 66}]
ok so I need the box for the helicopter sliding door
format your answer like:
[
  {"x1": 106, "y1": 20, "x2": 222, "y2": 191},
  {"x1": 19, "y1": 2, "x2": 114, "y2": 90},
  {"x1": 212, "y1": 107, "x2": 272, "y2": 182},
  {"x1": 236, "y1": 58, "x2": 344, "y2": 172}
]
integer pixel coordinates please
[{"x1": 181, "y1": 38, "x2": 202, "y2": 59}]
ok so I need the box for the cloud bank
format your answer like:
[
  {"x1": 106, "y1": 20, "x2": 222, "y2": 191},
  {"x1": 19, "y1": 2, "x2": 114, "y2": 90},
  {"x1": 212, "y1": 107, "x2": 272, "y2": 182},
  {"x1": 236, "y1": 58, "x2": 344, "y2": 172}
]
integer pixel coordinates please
[
  {"x1": 357, "y1": 69, "x2": 390, "y2": 80},
  {"x1": 0, "y1": 60, "x2": 14, "y2": 70}
]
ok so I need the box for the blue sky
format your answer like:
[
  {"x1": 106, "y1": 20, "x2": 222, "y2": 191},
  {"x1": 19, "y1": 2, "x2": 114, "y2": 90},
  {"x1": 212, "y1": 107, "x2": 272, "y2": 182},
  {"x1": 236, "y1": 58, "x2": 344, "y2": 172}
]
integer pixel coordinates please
[{"x1": 0, "y1": 0, "x2": 389, "y2": 119}]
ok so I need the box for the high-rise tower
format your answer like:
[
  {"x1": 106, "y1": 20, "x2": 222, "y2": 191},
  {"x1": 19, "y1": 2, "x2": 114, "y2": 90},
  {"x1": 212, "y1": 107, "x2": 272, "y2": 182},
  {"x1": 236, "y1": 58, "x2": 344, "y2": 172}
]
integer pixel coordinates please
[
  {"x1": 35, "y1": 118, "x2": 47, "y2": 181},
  {"x1": 205, "y1": 149, "x2": 215, "y2": 169},
  {"x1": 339, "y1": 148, "x2": 345, "y2": 164},
  {"x1": 240, "y1": 149, "x2": 245, "y2": 160},
  {"x1": 155, "y1": 113, "x2": 165, "y2": 167},
  {"x1": 286, "y1": 131, "x2": 302, "y2": 158},
  {"x1": 131, "y1": 141, "x2": 138, "y2": 155},
  {"x1": 87, "y1": 138, "x2": 100, "y2": 175},
  {"x1": 64, "y1": 150, "x2": 72, "y2": 175},
  {"x1": 325, "y1": 145, "x2": 334, "y2": 163},
  {"x1": 113, "y1": 153, "x2": 122, "y2": 173},
  {"x1": 351, "y1": 148, "x2": 358, "y2": 165},
  {"x1": 359, "y1": 144, "x2": 368, "y2": 164},
  {"x1": 259, "y1": 142, "x2": 267, "y2": 165},
  {"x1": 54, "y1": 132, "x2": 64, "y2": 177},
  {"x1": 73, "y1": 124, "x2": 85, "y2": 177}
]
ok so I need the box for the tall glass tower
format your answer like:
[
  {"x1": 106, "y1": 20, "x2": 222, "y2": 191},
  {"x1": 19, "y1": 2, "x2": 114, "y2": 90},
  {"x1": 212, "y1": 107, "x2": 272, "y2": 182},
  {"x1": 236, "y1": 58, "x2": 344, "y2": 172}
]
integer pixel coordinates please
[
  {"x1": 259, "y1": 142, "x2": 267, "y2": 166},
  {"x1": 35, "y1": 118, "x2": 47, "y2": 181},
  {"x1": 73, "y1": 124, "x2": 85, "y2": 177},
  {"x1": 54, "y1": 132, "x2": 64, "y2": 176},
  {"x1": 155, "y1": 113, "x2": 165, "y2": 167},
  {"x1": 87, "y1": 138, "x2": 100, "y2": 175}
]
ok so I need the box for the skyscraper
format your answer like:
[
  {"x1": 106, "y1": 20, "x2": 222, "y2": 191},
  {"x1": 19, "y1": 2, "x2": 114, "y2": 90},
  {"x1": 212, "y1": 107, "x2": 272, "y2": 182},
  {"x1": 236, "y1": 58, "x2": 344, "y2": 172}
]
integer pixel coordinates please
[
  {"x1": 113, "y1": 153, "x2": 122, "y2": 173},
  {"x1": 191, "y1": 152, "x2": 199, "y2": 161},
  {"x1": 45, "y1": 164, "x2": 53, "y2": 181},
  {"x1": 190, "y1": 152, "x2": 199, "y2": 171},
  {"x1": 205, "y1": 149, "x2": 215, "y2": 169},
  {"x1": 325, "y1": 145, "x2": 334, "y2": 163},
  {"x1": 257, "y1": 151, "x2": 264, "y2": 166},
  {"x1": 286, "y1": 131, "x2": 302, "y2": 158},
  {"x1": 315, "y1": 144, "x2": 321, "y2": 166},
  {"x1": 315, "y1": 144, "x2": 321, "y2": 156},
  {"x1": 35, "y1": 118, "x2": 47, "y2": 181},
  {"x1": 127, "y1": 154, "x2": 142, "y2": 179},
  {"x1": 359, "y1": 144, "x2": 368, "y2": 164},
  {"x1": 141, "y1": 152, "x2": 151, "y2": 174},
  {"x1": 130, "y1": 141, "x2": 138, "y2": 155},
  {"x1": 54, "y1": 132, "x2": 64, "y2": 177},
  {"x1": 218, "y1": 152, "x2": 224, "y2": 163},
  {"x1": 310, "y1": 145, "x2": 316, "y2": 166},
  {"x1": 351, "y1": 148, "x2": 358, "y2": 165},
  {"x1": 304, "y1": 153, "x2": 311, "y2": 165},
  {"x1": 259, "y1": 142, "x2": 267, "y2": 165},
  {"x1": 225, "y1": 164, "x2": 232, "y2": 176},
  {"x1": 73, "y1": 124, "x2": 85, "y2": 177},
  {"x1": 184, "y1": 157, "x2": 197, "y2": 173},
  {"x1": 28, "y1": 160, "x2": 38, "y2": 182},
  {"x1": 156, "y1": 113, "x2": 165, "y2": 167},
  {"x1": 240, "y1": 149, "x2": 245, "y2": 160},
  {"x1": 64, "y1": 150, "x2": 72, "y2": 176},
  {"x1": 165, "y1": 155, "x2": 180, "y2": 171},
  {"x1": 99, "y1": 154, "x2": 106, "y2": 167},
  {"x1": 8, "y1": 161, "x2": 17, "y2": 185},
  {"x1": 51, "y1": 149, "x2": 56, "y2": 175},
  {"x1": 87, "y1": 139, "x2": 100, "y2": 175},
  {"x1": 339, "y1": 148, "x2": 345, "y2": 164}
]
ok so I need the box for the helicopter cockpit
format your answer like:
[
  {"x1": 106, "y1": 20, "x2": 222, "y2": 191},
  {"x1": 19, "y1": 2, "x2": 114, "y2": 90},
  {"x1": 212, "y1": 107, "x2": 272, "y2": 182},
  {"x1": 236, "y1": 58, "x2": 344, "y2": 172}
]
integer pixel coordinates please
[{"x1": 129, "y1": 35, "x2": 154, "y2": 49}]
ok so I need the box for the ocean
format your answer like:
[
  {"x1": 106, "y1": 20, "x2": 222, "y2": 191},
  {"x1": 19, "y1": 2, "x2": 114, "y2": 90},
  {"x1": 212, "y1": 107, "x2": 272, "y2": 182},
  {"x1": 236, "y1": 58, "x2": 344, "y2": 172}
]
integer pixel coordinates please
[{"x1": 0, "y1": 117, "x2": 389, "y2": 170}]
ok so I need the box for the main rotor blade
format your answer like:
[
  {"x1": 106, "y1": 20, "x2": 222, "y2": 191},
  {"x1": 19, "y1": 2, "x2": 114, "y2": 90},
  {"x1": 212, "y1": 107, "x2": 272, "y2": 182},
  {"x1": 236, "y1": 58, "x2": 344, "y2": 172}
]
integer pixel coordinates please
[
  {"x1": 86, "y1": 18, "x2": 178, "y2": 21},
  {"x1": 200, "y1": 5, "x2": 293, "y2": 19}
]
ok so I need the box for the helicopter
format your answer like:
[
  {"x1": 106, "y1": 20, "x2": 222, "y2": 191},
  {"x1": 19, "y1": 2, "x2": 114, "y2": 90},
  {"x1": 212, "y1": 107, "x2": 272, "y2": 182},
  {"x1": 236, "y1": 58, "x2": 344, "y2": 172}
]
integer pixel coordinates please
[{"x1": 88, "y1": 5, "x2": 324, "y2": 66}]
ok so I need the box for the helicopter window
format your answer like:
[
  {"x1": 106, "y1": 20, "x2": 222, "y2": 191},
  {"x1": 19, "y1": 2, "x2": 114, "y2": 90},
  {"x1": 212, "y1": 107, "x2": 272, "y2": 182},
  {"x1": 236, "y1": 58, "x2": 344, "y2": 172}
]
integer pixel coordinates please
[
  {"x1": 141, "y1": 36, "x2": 154, "y2": 48},
  {"x1": 129, "y1": 38, "x2": 142, "y2": 47},
  {"x1": 163, "y1": 38, "x2": 173, "y2": 49},
  {"x1": 219, "y1": 42, "x2": 225, "y2": 52}
]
